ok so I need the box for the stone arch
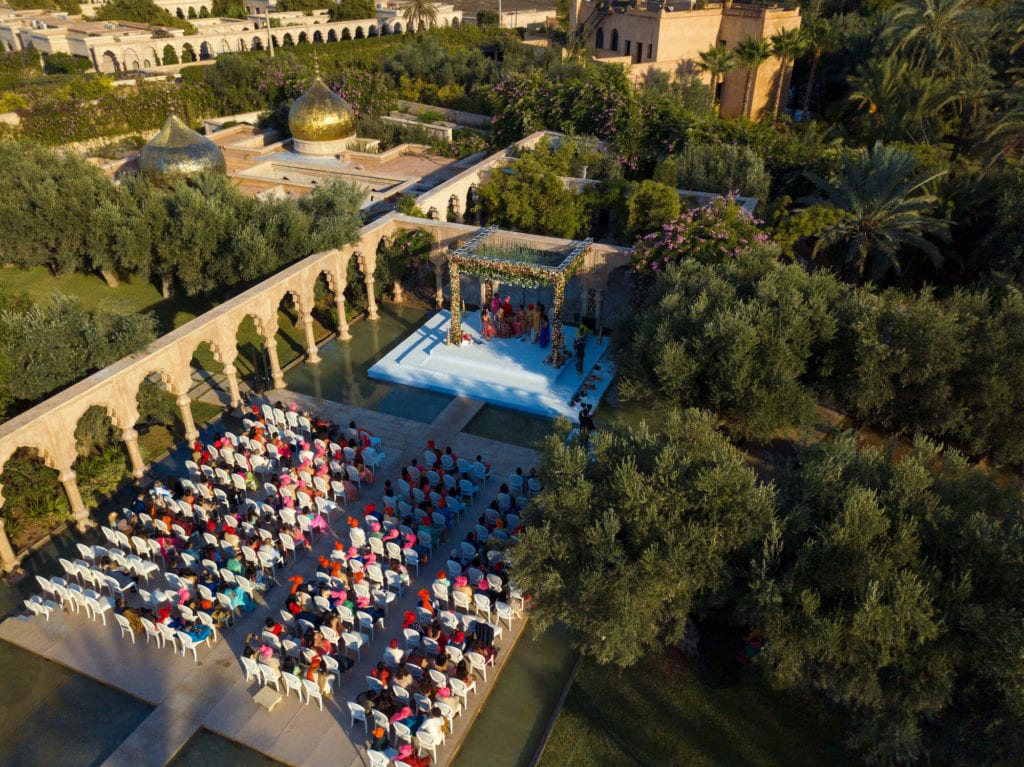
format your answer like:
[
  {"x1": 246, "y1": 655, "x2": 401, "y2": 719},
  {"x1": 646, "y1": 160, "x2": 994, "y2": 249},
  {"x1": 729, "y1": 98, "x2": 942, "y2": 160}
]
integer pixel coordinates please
[
  {"x1": 368, "y1": 24, "x2": 377, "y2": 36},
  {"x1": 271, "y1": 35, "x2": 280, "y2": 48},
  {"x1": 355, "y1": 25, "x2": 364, "y2": 38},
  {"x1": 341, "y1": 27, "x2": 351, "y2": 40},
  {"x1": 221, "y1": 39, "x2": 231, "y2": 53},
  {"x1": 298, "y1": 31, "x2": 308, "y2": 44},
  {"x1": 182, "y1": 42, "x2": 196, "y2": 62},
  {"x1": 238, "y1": 38, "x2": 247, "y2": 51},
  {"x1": 101, "y1": 50, "x2": 119, "y2": 72},
  {"x1": 282, "y1": 33, "x2": 294, "y2": 46},
  {"x1": 381, "y1": 22, "x2": 391, "y2": 35},
  {"x1": 610, "y1": 29, "x2": 619, "y2": 51},
  {"x1": 327, "y1": 28, "x2": 337, "y2": 42},
  {"x1": 200, "y1": 40, "x2": 215, "y2": 59},
  {"x1": 392, "y1": 21, "x2": 402, "y2": 33},
  {"x1": 0, "y1": 441, "x2": 65, "y2": 476},
  {"x1": 148, "y1": 46, "x2": 159, "y2": 63},
  {"x1": 130, "y1": 366, "x2": 187, "y2": 399},
  {"x1": 66, "y1": 399, "x2": 133, "y2": 434},
  {"x1": 313, "y1": 29, "x2": 323, "y2": 42},
  {"x1": 451, "y1": 16, "x2": 459, "y2": 27},
  {"x1": 252, "y1": 36, "x2": 263, "y2": 50},
  {"x1": 177, "y1": 6, "x2": 185, "y2": 18},
  {"x1": 272, "y1": 285, "x2": 309, "y2": 319},
  {"x1": 595, "y1": 27, "x2": 604, "y2": 49}
]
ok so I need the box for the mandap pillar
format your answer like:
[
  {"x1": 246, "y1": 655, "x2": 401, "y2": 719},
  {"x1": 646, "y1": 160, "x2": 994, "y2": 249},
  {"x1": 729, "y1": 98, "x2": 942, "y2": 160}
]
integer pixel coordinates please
[
  {"x1": 549, "y1": 277, "x2": 567, "y2": 366},
  {"x1": 223, "y1": 362, "x2": 242, "y2": 408},
  {"x1": 122, "y1": 427, "x2": 146, "y2": 479},
  {"x1": 449, "y1": 262, "x2": 462, "y2": 339},
  {"x1": 264, "y1": 338, "x2": 286, "y2": 389},
  {"x1": 60, "y1": 469, "x2": 92, "y2": 531},
  {"x1": 300, "y1": 314, "x2": 322, "y2": 364},
  {"x1": 0, "y1": 517, "x2": 18, "y2": 573},
  {"x1": 176, "y1": 394, "x2": 199, "y2": 443}
]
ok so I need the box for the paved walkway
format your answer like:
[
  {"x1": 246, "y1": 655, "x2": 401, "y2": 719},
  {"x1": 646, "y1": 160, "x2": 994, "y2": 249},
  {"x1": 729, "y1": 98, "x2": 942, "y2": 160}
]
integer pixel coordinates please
[{"x1": 0, "y1": 390, "x2": 540, "y2": 767}]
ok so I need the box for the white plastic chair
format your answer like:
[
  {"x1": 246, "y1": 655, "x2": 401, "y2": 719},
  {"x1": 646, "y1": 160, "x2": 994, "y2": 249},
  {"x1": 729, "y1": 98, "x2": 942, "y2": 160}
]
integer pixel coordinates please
[
  {"x1": 241, "y1": 655, "x2": 263, "y2": 685},
  {"x1": 416, "y1": 730, "x2": 440, "y2": 761},
  {"x1": 368, "y1": 749, "x2": 390, "y2": 767},
  {"x1": 466, "y1": 650, "x2": 489, "y2": 682},
  {"x1": 260, "y1": 664, "x2": 282, "y2": 692},
  {"x1": 347, "y1": 701, "x2": 369, "y2": 733},
  {"x1": 449, "y1": 676, "x2": 476, "y2": 708},
  {"x1": 25, "y1": 595, "x2": 57, "y2": 621},
  {"x1": 459, "y1": 479, "x2": 478, "y2": 506},
  {"x1": 177, "y1": 631, "x2": 204, "y2": 662},
  {"x1": 474, "y1": 593, "x2": 493, "y2": 621},
  {"x1": 86, "y1": 592, "x2": 113, "y2": 626},
  {"x1": 282, "y1": 670, "x2": 305, "y2": 700},
  {"x1": 391, "y1": 720, "x2": 413, "y2": 747},
  {"x1": 140, "y1": 617, "x2": 162, "y2": 647},
  {"x1": 342, "y1": 630, "x2": 365, "y2": 662},
  {"x1": 452, "y1": 590, "x2": 472, "y2": 615},
  {"x1": 495, "y1": 601, "x2": 515, "y2": 630},
  {"x1": 403, "y1": 548, "x2": 420, "y2": 576},
  {"x1": 302, "y1": 678, "x2": 324, "y2": 710},
  {"x1": 472, "y1": 461, "x2": 492, "y2": 485}
]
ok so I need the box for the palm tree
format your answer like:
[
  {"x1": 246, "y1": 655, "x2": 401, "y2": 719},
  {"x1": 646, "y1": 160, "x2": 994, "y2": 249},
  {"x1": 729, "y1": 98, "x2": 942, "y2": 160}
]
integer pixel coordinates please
[
  {"x1": 402, "y1": 0, "x2": 439, "y2": 32},
  {"x1": 800, "y1": 14, "x2": 837, "y2": 117},
  {"x1": 696, "y1": 45, "x2": 737, "y2": 116},
  {"x1": 801, "y1": 141, "x2": 950, "y2": 281},
  {"x1": 769, "y1": 27, "x2": 805, "y2": 117},
  {"x1": 848, "y1": 54, "x2": 955, "y2": 144},
  {"x1": 735, "y1": 36, "x2": 772, "y2": 118},
  {"x1": 889, "y1": 0, "x2": 989, "y2": 71},
  {"x1": 949, "y1": 63, "x2": 993, "y2": 161}
]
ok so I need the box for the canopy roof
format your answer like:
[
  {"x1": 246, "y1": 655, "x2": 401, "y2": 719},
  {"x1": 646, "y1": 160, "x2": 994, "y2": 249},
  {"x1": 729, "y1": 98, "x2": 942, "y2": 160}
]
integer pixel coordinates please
[{"x1": 448, "y1": 226, "x2": 593, "y2": 287}]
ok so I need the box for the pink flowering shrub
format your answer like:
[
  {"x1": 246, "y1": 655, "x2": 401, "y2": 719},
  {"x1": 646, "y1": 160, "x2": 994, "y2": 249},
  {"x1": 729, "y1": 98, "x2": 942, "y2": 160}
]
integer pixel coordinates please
[{"x1": 631, "y1": 194, "x2": 772, "y2": 274}]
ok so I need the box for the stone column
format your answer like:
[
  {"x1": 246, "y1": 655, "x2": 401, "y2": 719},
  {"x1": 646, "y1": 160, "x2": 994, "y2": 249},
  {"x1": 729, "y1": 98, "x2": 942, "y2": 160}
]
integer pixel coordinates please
[
  {"x1": 300, "y1": 314, "x2": 322, "y2": 364},
  {"x1": 335, "y1": 293, "x2": 352, "y2": 341},
  {"x1": 122, "y1": 427, "x2": 145, "y2": 479},
  {"x1": 223, "y1": 362, "x2": 242, "y2": 408},
  {"x1": 60, "y1": 469, "x2": 91, "y2": 531},
  {"x1": 176, "y1": 394, "x2": 199, "y2": 442},
  {"x1": 264, "y1": 338, "x2": 286, "y2": 389},
  {"x1": 0, "y1": 515, "x2": 19, "y2": 574},
  {"x1": 365, "y1": 275, "x2": 379, "y2": 320}
]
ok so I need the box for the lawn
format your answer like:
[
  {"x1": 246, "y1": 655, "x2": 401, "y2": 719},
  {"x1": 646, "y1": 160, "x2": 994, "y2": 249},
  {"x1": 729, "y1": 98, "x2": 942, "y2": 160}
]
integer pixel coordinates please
[
  {"x1": 537, "y1": 651, "x2": 858, "y2": 767},
  {"x1": 1, "y1": 267, "x2": 336, "y2": 383}
]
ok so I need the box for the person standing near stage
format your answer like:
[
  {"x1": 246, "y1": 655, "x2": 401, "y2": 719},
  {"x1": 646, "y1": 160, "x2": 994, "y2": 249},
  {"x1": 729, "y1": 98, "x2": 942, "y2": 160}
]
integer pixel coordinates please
[
  {"x1": 531, "y1": 304, "x2": 542, "y2": 343},
  {"x1": 574, "y1": 329, "x2": 587, "y2": 374}
]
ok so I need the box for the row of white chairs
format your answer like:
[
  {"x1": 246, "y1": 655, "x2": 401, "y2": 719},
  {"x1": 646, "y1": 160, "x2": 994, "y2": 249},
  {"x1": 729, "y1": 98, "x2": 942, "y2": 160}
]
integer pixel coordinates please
[{"x1": 240, "y1": 657, "x2": 329, "y2": 710}]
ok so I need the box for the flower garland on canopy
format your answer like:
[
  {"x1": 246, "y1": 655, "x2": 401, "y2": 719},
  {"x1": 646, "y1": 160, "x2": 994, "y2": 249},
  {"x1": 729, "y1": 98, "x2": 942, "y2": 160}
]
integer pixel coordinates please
[{"x1": 446, "y1": 231, "x2": 593, "y2": 366}]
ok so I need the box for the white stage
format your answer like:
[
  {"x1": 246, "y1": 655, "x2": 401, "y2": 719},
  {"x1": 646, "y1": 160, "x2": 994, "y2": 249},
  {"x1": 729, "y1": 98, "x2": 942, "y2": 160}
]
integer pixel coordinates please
[{"x1": 367, "y1": 310, "x2": 614, "y2": 419}]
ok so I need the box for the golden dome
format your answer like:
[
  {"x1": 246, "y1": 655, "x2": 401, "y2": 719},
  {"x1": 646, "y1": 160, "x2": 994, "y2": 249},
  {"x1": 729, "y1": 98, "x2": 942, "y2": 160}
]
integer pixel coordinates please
[
  {"x1": 288, "y1": 78, "x2": 357, "y2": 143},
  {"x1": 139, "y1": 115, "x2": 226, "y2": 180}
]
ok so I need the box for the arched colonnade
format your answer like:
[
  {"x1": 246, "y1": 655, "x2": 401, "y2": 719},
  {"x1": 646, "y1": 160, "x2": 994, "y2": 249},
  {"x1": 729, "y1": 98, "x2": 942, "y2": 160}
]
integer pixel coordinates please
[{"x1": 0, "y1": 214, "x2": 628, "y2": 570}]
